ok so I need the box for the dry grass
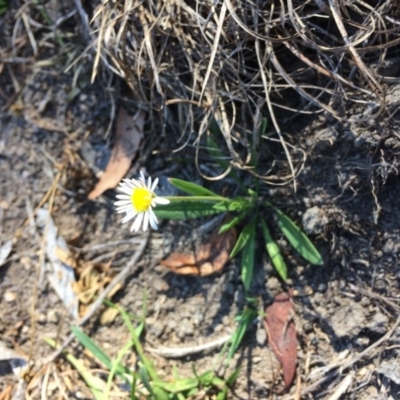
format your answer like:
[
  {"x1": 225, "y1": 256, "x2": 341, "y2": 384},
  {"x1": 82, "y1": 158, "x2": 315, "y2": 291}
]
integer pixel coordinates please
[{"x1": 88, "y1": 0, "x2": 400, "y2": 183}]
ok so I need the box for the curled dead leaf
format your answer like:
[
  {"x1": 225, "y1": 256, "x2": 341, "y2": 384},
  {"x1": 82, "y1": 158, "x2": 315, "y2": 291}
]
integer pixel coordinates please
[
  {"x1": 88, "y1": 108, "x2": 145, "y2": 200},
  {"x1": 160, "y1": 226, "x2": 237, "y2": 276},
  {"x1": 264, "y1": 292, "x2": 297, "y2": 390}
]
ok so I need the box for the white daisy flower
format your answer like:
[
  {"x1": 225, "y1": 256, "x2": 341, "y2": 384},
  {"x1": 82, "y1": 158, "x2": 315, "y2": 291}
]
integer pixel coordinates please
[{"x1": 114, "y1": 171, "x2": 170, "y2": 232}]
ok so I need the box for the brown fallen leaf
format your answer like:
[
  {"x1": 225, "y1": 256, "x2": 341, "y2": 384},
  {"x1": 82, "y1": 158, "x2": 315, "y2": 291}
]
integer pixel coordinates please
[
  {"x1": 160, "y1": 226, "x2": 237, "y2": 276},
  {"x1": 88, "y1": 108, "x2": 145, "y2": 200},
  {"x1": 264, "y1": 292, "x2": 297, "y2": 390}
]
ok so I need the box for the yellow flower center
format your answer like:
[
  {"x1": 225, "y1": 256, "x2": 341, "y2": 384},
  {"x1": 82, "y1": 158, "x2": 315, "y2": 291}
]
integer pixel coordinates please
[{"x1": 131, "y1": 187, "x2": 152, "y2": 212}]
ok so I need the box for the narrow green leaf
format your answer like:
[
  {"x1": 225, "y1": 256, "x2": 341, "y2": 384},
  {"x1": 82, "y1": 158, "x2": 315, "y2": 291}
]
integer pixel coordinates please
[
  {"x1": 219, "y1": 213, "x2": 246, "y2": 234},
  {"x1": 227, "y1": 308, "x2": 257, "y2": 361},
  {"x1": 213, "y1": 201, "x2": 231, "y2": 211},
  {"x1": 198, "y1": 370, "x2": 214, "y2": 386},
  {"x1": 106, "y1": 340, "x2": 133, "y2": 395},
  {"x1": 207, "y1": 134, "x2": 230, "y2": 171},
  {"x1": 259, "y1": 117, "x2": 268, "y2": 136},
  {"x1": 226, "y1": 367, "x2": 241, "y2": 387},
  {"x1": 168, "y1": 178, "x2": 219, "y2": 197},
  {"x1": 155, "y1": 200, "x2": 226, "y2": 219},
  {"x1": 151, "y1": 386, "x2": 170, "y2": 400},
  {"x1": 216, "y1": 388, "x2": 228, "y2": 400},
  {"x1": 43, "y1": 338, "x2": 107, "y2": 400},
  {"x1": 71, "y1": 326, "x2": 112, "y2": 370},
  {"x1": 275, "y1": 209, "x2": 323, "y2": 265},
  {"x1": 261, "y1": 220, "x2": 288, "y2": 281},
  {"x1": 230, "y1": 219, "x2": 256, "y2": 259},
  {"x1": 241, "y1": 220, "x2": 256, "y2": 291}
]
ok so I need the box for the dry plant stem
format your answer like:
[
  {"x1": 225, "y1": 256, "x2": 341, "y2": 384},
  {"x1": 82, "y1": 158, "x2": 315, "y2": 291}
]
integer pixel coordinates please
[
  {"x1": 300, "y1": 315, "x2": 400, "y2": 396},
  {"x1": 327, "y1": 373, "x2": 354, "y2": 400},
  {"x1": 146, "y1": 334, "x2": 231, "y2": 358},
  {"x1": 44, "y1": 235, "x2": 149, "y2": 363},
  {"x1": 199, "y1": 1, "x2": 227, "y2": 102},
  {"x1": 328, "y1": 0, "x2": 381, "y2": 94},
  {"x1": 257, "y1": 40, "x2": 297, "y2": 189}
]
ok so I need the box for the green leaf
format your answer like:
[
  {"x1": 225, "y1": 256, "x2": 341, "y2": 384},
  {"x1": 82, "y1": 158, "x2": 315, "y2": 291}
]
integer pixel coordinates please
[
  {"x1": 230, "y1": 219, "x2": 256, "y2": 259},
  {"x1": 213, "y1": 201, "x2": 231, "y2": 212},
  {"x1": 216, "y1": 388, "x2": 228, "y2": 400},
  {"x1": 207, "y1": 132, "x2": 230, "y2": 171},
  {"x1": 198, "y1": 370, "x2": 215, "y2": 386},
  {"x1": 241, "y1": 220, "x2": 256, "y2": 291},
  {"x1": 168, "y1": 178, "x2": 219, "y2": 197},
  {"x1": 219, "y1": 213, "x2": 246, "y2": 234},
  {"x1": 71, "y1": 326, "x2": 112, "y2": 370},
  {"x1": 226, "y1": 367, "x2": 241, "y2": 387},
  {"x1": 151, "y1": 386, "x2": 170, "y2": 400},
  {"x1": 259, "y1": 117, "x2": 268, "y2": 136},
  {"x1": 227, "y1": 308, "x2": 257, "y2": 361},
  {"x1": 153, "y1": 378, "x2": 199, "y2": 393},
  {"x1": 261, "y1": 220, "x2": 288, "y2": 281},
  {"x1": 275, "y1": 209, "x2": 323, "y2": 265},
  {"x1": 213, "y1": 198, "x2": 250, "y2": 213},
  {"x1": 154, "y1": 200, "x2": 226, "y2": 219}
]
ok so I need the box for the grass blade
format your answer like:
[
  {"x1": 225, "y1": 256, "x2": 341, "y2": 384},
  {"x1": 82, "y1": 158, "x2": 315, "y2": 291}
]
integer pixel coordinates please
[
  {"x1": 169, "y1": 178, "x2": 219, "y2": 197},
  {"x1": 275, "y1": 209, "x2": 323, "y2": 265},
  {"x1": 241, "y1": 220, "x2": 256, "y2": 291},
  {"x1": 261, "y1": 220, "x2": 288, "y2": 281},
  {"x1": 43, "y1": 337, "x2": 107, "y2": 400},
  {"x1": 71, "y1": 326, "x2": 112, "y2": 370},
  {"x1": 227, "y1": 308, "x2": 257, "y2": 362}
]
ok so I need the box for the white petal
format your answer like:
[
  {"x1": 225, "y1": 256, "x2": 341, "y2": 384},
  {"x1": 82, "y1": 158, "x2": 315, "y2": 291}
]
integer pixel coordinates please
[
  {"x1": 153, "y1": 197, "x2": 170, "y2": 205},
  {"x1": 116, "y1": 194, "x2": 131, "y2": 200},
  {"x1": 151, "y1": 177, "x2": 159, "y2": 192},
  {"x1": 131, "y1": 212, "x2": 144, "y2": 232},
  {"x1": 121, "y1": 211, "x2": 137, "y2": 224},
  {"x1": 143, "y1": 211, "x2": 149, "y2": 231},
  {"x1": 140, "y1": 170, "x2": 146, "y2": 183},
  {"x1": 123, "y1": 179, "x2": 139, "y2": 187},
  {"x1": 114, "y1": 200, "x2": 131, "y2": 206},
  {"x1": 147, "y1": 176, "x2": 152, "y2": 190},
  {"x1": 149, "y1": 209, "x2": 158, "y2": 229},
  {"x1": 116, "y1": 206, "x2": 133, "y2": 213},
  {"x1": 117, "y1": 186, "x2": 133, "y2": 196}
]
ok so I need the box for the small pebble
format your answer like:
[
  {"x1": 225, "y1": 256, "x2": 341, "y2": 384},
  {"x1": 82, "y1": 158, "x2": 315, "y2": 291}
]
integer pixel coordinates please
[
  {"x1": 4, "y1": 291, "x2": 17, "y2": 303},
  {"x1": 20, "y1": 257, "x2": 32, "y2": 270},
  {"x1": 36, "y1": 313, "x2": 47, "y2": 324},
  {"x1": 47, "y1": 310, "x2": 60, "y2": 324},
  {"x1": 256, "y1": 327, "x2": 267, "y2": 346},
  {"x1": 152, "y1": 278, "x2": 169, "y2": 292}
]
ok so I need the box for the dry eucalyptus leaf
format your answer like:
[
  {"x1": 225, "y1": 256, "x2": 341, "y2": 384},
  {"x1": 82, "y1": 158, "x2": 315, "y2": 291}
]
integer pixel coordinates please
[
  {"x1": 264, "y1": 293, "x2": 297, "y2": 390},
  {"x1": 160, "y1": 227, "x2": 237, "y2": 276},
  {"x1": 88, "y1": 108, "x2": 145, "y2": 199}
]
